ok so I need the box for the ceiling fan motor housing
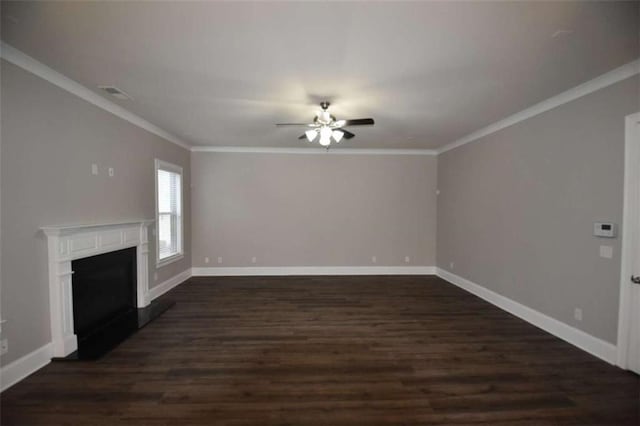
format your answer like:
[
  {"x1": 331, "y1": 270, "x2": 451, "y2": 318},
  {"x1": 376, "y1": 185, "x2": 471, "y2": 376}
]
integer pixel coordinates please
[
  {"x1": 316, "y1": 102, "x2": 334, "y2": 125},
  {"x1": 314, "y1": 114, "x2": 336, "y2": 125}
]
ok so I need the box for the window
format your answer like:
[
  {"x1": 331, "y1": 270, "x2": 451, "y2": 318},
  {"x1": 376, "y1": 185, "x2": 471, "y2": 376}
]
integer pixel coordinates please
[{"x1": 155, "y1": 159, "x2": 183, "y2": 266}]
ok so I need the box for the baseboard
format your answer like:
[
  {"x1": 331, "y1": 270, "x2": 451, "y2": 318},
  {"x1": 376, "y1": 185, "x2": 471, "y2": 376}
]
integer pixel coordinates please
[
  {"x1": 0, "y1": 343, "x2": 53, "y2": 392},
  {"x1": 436, "y1": 268, "x2": 617, "y2": 365},
  {"x1": 148, "y1": 268, "x2": 192, "y2": 301},
  {"x1": 192, "y1": 266, "x2": 436, "y2": 276}
]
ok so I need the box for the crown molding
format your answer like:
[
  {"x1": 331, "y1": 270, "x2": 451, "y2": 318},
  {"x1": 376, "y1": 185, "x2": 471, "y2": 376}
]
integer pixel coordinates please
[
  {"x1": 437, "y1": 58, "x2": 640, "y2": 155},
  {"x1": 0, "y1": 41, "x2": 191, "y2": 150},
  {"x1": 190, "y1": 146, "x2": 437, "y2": 155}
]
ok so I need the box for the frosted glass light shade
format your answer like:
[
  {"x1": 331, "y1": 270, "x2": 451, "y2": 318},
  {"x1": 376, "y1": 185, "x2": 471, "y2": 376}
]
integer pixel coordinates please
[
  {"x1": 305, "y1": 130, "x2": 318, "y2": 142},
  {"x1": 319, "y1": 127, "x2": 332, "y2": 146},
  {"x1": 332, "y1": 130, "x2": 344, "y2": 143}
]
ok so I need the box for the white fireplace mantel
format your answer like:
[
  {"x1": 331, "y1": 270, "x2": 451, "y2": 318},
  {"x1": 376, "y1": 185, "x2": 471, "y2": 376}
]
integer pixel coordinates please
[{"x1": 41, "y1": 220, "x2": 154, "y2": 357}]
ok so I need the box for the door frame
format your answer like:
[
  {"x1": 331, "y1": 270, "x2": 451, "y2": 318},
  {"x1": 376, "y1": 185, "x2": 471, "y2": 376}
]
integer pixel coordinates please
[{"x1": 617, "y1": 111, "x2": 640, "y2": 369}]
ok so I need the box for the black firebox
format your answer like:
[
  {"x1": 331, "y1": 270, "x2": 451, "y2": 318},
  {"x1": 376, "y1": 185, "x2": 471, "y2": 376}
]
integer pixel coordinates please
[
  {"x1": 71, "y1": 247, "x2": 137, "y2": 340},
  {"x1": 70, "y1": 247, "x2": 138, "y2": 359}
]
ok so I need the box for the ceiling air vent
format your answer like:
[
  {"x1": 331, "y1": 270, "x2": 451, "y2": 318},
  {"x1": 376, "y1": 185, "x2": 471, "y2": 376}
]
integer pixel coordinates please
[{"x1": 98, "y1": 86, "x2": 133, "y2": 100}]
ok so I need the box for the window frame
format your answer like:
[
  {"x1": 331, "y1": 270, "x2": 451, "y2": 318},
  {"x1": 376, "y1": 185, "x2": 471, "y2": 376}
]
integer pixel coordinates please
[{"x1": 154, "y1": 159, "x2": 184, "y2": 268}]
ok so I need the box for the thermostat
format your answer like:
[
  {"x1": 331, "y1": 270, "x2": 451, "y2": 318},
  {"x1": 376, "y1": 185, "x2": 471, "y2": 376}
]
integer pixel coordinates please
[{"x1": 594, "y1": 222, "x2": 616, "y2": 238}]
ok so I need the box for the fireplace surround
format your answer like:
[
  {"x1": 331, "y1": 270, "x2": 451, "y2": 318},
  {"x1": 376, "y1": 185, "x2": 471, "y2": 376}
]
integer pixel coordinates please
[{"x1": 41, "y1": 220, "x2": 153, "y2": 358}]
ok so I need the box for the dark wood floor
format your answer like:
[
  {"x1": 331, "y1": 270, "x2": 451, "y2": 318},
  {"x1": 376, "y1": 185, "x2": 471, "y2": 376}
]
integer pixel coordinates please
[{"x1": 2, "y1": 276, "x2": 638, "y2": 425}]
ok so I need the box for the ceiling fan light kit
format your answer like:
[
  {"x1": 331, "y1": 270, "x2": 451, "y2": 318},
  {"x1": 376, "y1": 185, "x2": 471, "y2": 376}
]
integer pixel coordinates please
[{"x1": 276, "y1": 102, "x2": 375, "y2": 149}]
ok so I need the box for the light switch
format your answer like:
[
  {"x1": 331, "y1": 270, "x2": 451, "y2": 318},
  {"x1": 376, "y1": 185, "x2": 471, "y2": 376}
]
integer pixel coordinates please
[
  {"x1": 91, "y1": 164, "x2": 98, "y2": 175},
  {"x1": 599, "y1": 245, "x2": 613, "y2": 259},
  {"x1": 108, "y1": 167, "x2": 114, "y2": 177}
]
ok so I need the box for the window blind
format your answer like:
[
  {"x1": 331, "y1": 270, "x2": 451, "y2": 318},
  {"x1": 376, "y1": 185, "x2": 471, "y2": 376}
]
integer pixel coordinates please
[{"x1": 157, "y1": 167, "x2": 182, "y2": 261}]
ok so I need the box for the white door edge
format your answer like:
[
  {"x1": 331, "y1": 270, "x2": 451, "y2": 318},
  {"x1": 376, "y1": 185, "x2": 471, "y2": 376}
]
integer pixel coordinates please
[{"x1": 616, "y1": 111, "x2": 640, "y2": 371}]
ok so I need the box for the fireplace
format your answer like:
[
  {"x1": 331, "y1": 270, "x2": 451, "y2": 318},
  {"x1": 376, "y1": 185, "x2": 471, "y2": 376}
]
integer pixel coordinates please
[{"x1": 41, "y1": 220, "x2": 154, "y2": 358}]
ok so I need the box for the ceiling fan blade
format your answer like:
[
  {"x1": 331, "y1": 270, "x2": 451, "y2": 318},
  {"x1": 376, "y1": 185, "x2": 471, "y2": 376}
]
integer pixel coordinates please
[
  {"x1": 275, "y1": 123, "x2": 313, "y2": 126},
  {"x1": 298, "y1": 134, "x2": 307, "y2": 140},
  {"x1": 340, "y1": 129, "x2": 356, "y2": 139},
  {"x1": 343, "y1": 118, "x2": 374, "y2": 126}
]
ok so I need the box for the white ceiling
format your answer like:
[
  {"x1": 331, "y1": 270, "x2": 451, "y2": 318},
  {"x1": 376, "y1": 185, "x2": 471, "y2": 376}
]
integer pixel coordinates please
[{"x1": 2, "y1": 1, "x2": 638, "y2": 149}]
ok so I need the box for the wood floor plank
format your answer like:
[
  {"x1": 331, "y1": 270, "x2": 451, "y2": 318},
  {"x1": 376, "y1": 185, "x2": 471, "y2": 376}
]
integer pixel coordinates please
[{"x1": 1, "y1": 275, "x2": 638, "y2": 425}]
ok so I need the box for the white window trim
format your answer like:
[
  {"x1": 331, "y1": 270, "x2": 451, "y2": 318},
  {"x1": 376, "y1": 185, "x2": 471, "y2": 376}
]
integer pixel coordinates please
[{"x1": 154, "y1": 159, "x2": 184, "y2": 268}]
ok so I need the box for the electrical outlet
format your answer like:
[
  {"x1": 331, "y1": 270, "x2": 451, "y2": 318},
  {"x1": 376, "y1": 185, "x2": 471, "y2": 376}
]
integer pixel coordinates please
[
  {"x1": 251, "y1": 257, "x2": 257, "y2": 264},
  {"x1": 1, "y1": 339, "x2": 8, "y2": 356},
  {"x1": 574, "y1": 308, "x2": 583, "y2": 322},
  {"x1": 108, "y1": 167, "x2": 114, "y2": 177},
  {"x1": 449, "y1": 261, "x2": 455, "y2": 269},
  {"x1": 204, "y1": 257, "x2": 210, "y2": 264},
  {"x1": 404, "y1": 256, "x2": 410, "y2": 263},
  {"x1": 371, "y1": 256, "x2": 377, "y2": 264},
  {"x1": 217, "y1": 257, "x2": 223, "y2": 264}
]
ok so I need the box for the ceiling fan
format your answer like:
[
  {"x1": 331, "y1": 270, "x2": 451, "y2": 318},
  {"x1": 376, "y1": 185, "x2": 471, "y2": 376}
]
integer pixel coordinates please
[{"x1": 276, "y1": 102, "x2": 374, "y2": 147}]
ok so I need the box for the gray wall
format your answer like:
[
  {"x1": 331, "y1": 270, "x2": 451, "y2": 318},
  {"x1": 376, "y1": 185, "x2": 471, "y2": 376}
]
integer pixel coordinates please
[
  {"x1": 0, "y1": 60, "x2": 191, "y2": 365},
  {"x1": 437, "y1": 75, "x2": 639, "y2": 344},
  {"x1": 192, "y1": 153, "x2": 437, "y2": 268}
]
